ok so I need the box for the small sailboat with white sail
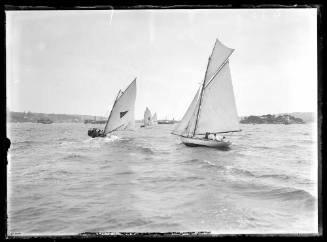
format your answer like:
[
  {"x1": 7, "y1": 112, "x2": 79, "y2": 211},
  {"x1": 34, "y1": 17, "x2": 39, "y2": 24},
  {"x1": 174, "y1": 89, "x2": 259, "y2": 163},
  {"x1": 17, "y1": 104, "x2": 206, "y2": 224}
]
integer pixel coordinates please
[
  {"x1": 142, "y1": 107, "x2": 152, "y2": 127},
  {"x1": 172, "y1": 39, "x2": 241, "y2": 148},
  {"x1": 88, "y1": 78, "x2": 137, "y2": 138},
  {"x1": 152, "y1": 113, "x2": 158, "y2": 125},
  {"x1": 141, "y1": 108, "x2": 158, "y2": 127}
]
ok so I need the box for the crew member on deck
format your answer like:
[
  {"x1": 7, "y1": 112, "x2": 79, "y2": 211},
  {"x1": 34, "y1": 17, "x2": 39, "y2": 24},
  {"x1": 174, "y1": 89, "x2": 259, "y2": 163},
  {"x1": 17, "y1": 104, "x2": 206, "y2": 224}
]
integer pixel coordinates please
[
  {"x1": 214, "y1": 134, "x2": 223, "y2": 141},
  {"x1": 208, "y1": 133, "x2": 215, "y2": 140}
]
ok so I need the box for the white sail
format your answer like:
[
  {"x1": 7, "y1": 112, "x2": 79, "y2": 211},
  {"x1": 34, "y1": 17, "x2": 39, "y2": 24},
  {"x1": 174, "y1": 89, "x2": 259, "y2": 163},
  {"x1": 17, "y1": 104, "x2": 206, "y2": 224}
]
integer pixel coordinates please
[
  {"x1": 195, "y1": 61, "x2": 240, "y2": 134},
  {"x1": 104, "y1": 79, "x2": 137, "y2": 134},
  {"x1": 172, "y1": 88, "x2": 200, "y2": 135},
  {"x1": 204, "y1": 39, "x2": 234, "y2": 86},
  {"x1": 144, "y1": 107, "x2": 152, "y2": 126},
  {"x1": 152, "y1": 113, "x2": 158, "y2": 125},
  {"x1": 183, "y1": 95, "x2": 201, "y2": 136}
]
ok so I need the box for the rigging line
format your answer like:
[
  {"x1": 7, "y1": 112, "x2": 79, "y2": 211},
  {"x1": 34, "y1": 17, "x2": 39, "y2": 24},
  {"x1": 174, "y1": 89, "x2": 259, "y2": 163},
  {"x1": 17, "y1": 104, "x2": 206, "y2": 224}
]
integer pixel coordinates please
[{"x1": 106, "y1": 124, "x2": 125, "y2": 135}]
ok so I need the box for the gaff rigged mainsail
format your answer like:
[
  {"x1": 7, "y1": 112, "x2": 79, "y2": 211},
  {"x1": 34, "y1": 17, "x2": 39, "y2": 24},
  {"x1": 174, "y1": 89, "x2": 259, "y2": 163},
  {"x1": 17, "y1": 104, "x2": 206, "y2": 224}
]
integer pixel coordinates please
[{"x1": 104, "y1": 78, "x2": 137, "y2": 134}]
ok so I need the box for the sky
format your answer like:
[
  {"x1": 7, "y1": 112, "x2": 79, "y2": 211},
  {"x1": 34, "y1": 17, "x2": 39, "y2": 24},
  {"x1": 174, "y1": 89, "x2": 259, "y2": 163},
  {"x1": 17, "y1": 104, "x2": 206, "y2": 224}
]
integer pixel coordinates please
[{"x1": 6, "y1": 9, "x2": 317, "y2": 120}]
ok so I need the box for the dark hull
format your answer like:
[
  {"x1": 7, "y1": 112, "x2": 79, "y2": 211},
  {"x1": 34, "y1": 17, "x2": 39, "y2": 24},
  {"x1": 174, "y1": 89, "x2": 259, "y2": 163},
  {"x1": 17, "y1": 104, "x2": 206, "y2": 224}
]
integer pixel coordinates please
[{"x1": 88, "y1": 128, "x2": 106, "y2": 138}]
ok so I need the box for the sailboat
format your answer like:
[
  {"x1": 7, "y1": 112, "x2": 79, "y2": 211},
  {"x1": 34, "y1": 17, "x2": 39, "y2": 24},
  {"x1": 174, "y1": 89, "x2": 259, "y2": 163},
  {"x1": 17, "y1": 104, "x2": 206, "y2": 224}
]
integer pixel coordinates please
[
  {"x1": 88, "y1": 78, "x2": 137, "y2": 138},
  {"x1": 152, "y1": 113, "x2": 158, "y2": 125},
  {"x1": 142, "y1": 107, "x2": 152, "y2": 127},
  {"x1": 141, "y1": 108, "x2": 158, "y2": 127},
  {"x1": 172, "y1": 39, "x2": 241, "y2": 148}
]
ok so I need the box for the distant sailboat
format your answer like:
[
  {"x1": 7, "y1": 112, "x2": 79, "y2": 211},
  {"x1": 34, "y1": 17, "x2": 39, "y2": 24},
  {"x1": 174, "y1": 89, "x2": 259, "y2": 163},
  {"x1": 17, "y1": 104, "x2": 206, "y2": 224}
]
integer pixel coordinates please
[
  {"x1": 152, "y1": 113, "x2": 158, "y2": 125},
  {"x1": 141, "y1": 108, "x2": 158, "y2": 127},
  {"x1": 172, "y1": 39, "x2": 241, "y2": 148},
  {"x1": 88, "y1": 78, "x2": 137, "y2": 138},
  {"x1": 143, "y1": 107, "x2": 152, "y2": 127}
]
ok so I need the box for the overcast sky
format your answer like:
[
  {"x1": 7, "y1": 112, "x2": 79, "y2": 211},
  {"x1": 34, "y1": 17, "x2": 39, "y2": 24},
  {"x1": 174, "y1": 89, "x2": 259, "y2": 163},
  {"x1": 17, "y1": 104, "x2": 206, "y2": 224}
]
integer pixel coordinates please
[{"x1": 6, "y1": 9, "x2": 317, "y2": 120}]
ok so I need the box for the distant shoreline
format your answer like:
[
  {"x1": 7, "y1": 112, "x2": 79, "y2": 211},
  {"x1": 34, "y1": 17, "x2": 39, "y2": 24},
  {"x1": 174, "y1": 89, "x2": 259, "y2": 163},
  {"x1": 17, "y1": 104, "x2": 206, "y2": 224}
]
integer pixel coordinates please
[{"x1": 7, "y1": 111, "x2": 315, "y2": 124}]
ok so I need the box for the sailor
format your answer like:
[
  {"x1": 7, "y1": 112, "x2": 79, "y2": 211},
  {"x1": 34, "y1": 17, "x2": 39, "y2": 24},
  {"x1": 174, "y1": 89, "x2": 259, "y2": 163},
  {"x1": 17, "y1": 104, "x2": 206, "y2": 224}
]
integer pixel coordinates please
[
  {"x1": 214, "y1": 134, "x2": 223, "y2": 141},
  {"x1": 205, "y1": 132, "x2": 209, "y2": 139},
  {"x1": 208, "y1": 133, "x2": 215, "y2": 140}
]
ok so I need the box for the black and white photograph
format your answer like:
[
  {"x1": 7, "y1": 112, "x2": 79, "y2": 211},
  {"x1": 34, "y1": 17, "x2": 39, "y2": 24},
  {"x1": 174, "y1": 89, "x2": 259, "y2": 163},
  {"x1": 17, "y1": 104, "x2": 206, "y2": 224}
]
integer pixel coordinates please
[{"x1": 6, "y1": 7, "x2": 319, "y2": 236}]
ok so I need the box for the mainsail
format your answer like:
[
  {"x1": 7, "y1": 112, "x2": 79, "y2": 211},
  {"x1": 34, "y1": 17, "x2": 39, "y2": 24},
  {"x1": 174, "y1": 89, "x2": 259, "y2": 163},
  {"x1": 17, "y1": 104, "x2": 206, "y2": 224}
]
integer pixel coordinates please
[
  {"x1": 173, "y1": 38, "x2": 240, "y2": 137},
  {"x1": 104, "y1": 78, "x2": 137, "y2": 134},
  {"x1": 195, "y1": 61, "x2": 239, "y2": 134},
  {"x1": 144, "y1": 107, "x2": 152, "y2": 126}
]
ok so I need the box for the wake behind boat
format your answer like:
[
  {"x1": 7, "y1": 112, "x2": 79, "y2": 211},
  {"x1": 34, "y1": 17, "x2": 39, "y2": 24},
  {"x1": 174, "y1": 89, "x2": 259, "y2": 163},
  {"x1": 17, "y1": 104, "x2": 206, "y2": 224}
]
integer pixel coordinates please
[
  {"x1": 88, "y1": 78, "x2": 137, "y2": 138},
  {"x1": 172, "y1": 38, "x2": 241, "y2": 148}
]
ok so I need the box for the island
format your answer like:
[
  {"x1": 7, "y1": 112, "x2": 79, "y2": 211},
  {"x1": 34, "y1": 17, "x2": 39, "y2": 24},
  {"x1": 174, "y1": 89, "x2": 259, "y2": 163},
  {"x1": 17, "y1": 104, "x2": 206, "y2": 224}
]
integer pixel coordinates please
[{"x1": 240, "y1": 114, "x2": 305, "y2": 124}]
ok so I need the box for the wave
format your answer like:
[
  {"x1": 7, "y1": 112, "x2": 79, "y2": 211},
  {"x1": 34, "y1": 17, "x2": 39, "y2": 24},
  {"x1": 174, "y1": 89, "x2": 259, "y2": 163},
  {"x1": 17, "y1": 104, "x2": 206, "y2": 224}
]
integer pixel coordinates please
[
  {"x1": 197, "y1": 161, "x2": 311, "y2": 186},
  {"x1": 63, "y1": 153, "x2": 88, "y2": 160},
  {"x1": 181, "y1": 158, "x2": 200, "y2": 164},
  {"x1": 281, "y1": 144, "x2": 301, "y2": 149},
  {"x1": 258, "y1": 174, "x2": 291, "y2": 180},
  {"x1": 230, "y1": 180, "x2": 316, "y2": 208},
  {"x1": 132, "y1": 145, "x2": 156, "y2": 155},
  {"x1": 252, "y1": 146, "x2": 272, "y2": 150},
  {"x1": 12, "y1": 140, "x2": 36, "y2": 145},
  {"x1": 115, "y1": 171, "x2": 134, "y2": 176},
  {"x1": 258, "y1": 187, "x2": 317, "y2": 205}
]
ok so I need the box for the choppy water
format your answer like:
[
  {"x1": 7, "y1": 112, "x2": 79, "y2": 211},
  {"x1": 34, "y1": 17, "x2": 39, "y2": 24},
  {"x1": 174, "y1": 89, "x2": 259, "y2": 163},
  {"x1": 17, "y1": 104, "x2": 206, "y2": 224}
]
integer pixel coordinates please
[{"x1": 7, "y1": 122, "x2": 318, "y2": 235}]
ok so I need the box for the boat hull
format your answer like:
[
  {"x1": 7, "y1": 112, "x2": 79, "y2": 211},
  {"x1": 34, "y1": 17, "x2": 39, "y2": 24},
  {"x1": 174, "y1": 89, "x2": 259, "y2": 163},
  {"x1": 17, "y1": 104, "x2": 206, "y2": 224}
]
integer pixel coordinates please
[{"x1": 180, "y1": 136, "x2": 231, "y2": 148}]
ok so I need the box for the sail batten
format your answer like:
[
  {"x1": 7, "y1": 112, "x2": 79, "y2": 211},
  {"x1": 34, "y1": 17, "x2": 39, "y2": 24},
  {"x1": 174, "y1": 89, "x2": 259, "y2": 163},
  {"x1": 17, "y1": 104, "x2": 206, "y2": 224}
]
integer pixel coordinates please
[{"x1": 104, "y1": 78, "x2": 137, "y2": 134}]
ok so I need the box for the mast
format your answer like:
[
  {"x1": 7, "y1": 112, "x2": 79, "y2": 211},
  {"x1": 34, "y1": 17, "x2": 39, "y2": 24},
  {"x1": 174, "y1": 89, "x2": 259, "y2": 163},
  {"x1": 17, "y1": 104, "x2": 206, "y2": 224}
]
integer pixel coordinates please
[
  {"x1": 192, "y1": 56, "x2": 211, "y2": 137},
  {"x1": 192, "y1": 39, "x2": 219, "y2": 137}
]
